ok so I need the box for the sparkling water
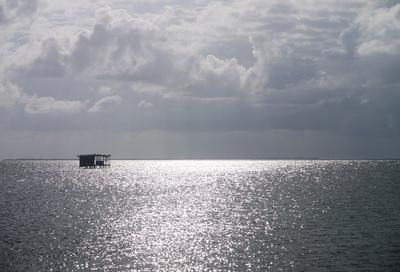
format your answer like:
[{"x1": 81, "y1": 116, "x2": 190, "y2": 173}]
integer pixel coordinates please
[{"x1": 1, "y1": 160, "x2": 399, "y2": 271}]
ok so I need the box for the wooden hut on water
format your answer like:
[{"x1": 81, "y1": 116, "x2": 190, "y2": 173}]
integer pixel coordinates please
[{"x1": 78, "y1": 154, "x2": 111, "y2": 168}]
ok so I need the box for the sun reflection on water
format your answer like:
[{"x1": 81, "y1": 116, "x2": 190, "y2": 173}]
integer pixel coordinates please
[
  {"x1": 77, "y1": 160, "x2": 285, "y2": 271},
  {"x1": 84, "y1": 161, "x2": 283, "y2": 270}
]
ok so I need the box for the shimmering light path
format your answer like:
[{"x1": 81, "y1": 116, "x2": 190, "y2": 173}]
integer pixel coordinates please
[{"x1": 1, "y1": 160, "x2": 400, "y2": 271}]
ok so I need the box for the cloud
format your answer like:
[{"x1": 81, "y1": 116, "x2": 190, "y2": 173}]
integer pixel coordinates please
[
  {"x1": 356, "y1": 4, "x2": 400, "y2": 56},
  {"x1": 20, "y1": 4, "x2": 279, "y2": 102},
  {"x1": 1, "y1": 0, "x2": 399, "y2": 139},
  {"x1": 68, "y1": 7, "x2": 177, "y2": 83},
  {"x1": 24, "y1": 96, "x2": 85, "y2": 114},
  {"x1": 186, "y1": 54, "x2": 246, "y2": 98},
  {"x1": 88, "y1": 95, "x2": 122, "y2": 113},
  {"x1": 0, "y1": 0, "x2": 39, "y2": 25},
  {"x1": 137, "y1": 99, "x2": 153, "y2": 109},
  {"x1": 0, "y1": 81, "x2": 22, "y2": 108},
  {"x1": 340, "y1": 3, "x2": 400, "y2": 57},
  {"x1": 20, "y1": 6, "x2": 180, "y2": 85},
  {"x1": 0, "y1": 79, "x2": 86, "y2": 114},
  {"x1": 24, "y1": 39, "x2": 66, "y2": 77}
]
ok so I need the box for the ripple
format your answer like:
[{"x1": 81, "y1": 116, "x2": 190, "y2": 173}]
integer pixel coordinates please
[{"x1": 0, "y1": 160, "x2": 400, "y2": 271}]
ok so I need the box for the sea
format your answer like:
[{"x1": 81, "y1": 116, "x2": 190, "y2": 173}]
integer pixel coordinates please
[{"x1": 0, "y1": 160, "x2": 399, "y2": 271}]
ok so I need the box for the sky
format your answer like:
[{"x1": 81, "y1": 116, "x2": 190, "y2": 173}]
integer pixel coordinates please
[{"x1": 0, "y1": 0, "x2": 400, "y2": 159}]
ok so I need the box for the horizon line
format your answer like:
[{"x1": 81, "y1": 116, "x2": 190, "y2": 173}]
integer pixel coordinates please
[{"x1": 3, "y1": 157, "x2": 400, "y2": 161}]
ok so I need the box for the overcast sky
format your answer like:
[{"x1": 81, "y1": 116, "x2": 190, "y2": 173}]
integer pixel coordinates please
[{"x1": 0, "y1": 0, "x2": 399, "y2": 159}]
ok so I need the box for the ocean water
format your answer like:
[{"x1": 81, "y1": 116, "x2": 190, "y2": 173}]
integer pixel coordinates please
[{"x1": 0, "y1": 160, "x2": 399, "y2": 271}]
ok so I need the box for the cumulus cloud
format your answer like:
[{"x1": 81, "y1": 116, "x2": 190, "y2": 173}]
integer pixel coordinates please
[
  {"x1": 20, "y1": 6, "x2": 180, "y2": 85},
  {"x1": 356, "y1": 4, "x2": 400, "y2": 56},
  {"x1": 19, "y1": 6, "x2": 275, "y2": 101},
  {"x1": 340, "y1": 3, "x2": 400, "y2": 57},
  {"x1": 24, "y1": 39, "x2": 66, "y2": 77},
  {"x1": 0, "y1": 0, "x2": 39, "y2": 25},
  {"x1": 187, "y1": 54, "x2": 246, "y2": 98}
]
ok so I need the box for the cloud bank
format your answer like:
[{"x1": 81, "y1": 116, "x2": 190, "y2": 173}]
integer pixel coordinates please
[{"x1": 0, "y1": 0, "x2": 399, "y2": 158}]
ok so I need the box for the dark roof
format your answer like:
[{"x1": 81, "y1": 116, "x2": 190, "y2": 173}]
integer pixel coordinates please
[{"x1": 77, "y1": 154, "x2": 111, "y2": 157}]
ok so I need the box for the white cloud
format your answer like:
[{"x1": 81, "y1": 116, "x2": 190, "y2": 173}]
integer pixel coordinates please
[
  {"x1": 355, "y1": 4, "x2": 400, "y2": 56},
  {"x1": 24, "y1": 95, "x2": 85, "y2": 114},
  {"x1": 17, "y1": 4, "x2": 279, "y2": 103},
  {"x1": 186, "y1": 54, "x2": 246, "y2": 97},
  {"x1": 137, "y1": 99, "x2": 153, "y2": 109},
  {"x1": 88, "y1": 95, "x2": 122, "y2": 113},
  {"x1": 0, "y1": 79, "x2": 86, "y2": 114}
]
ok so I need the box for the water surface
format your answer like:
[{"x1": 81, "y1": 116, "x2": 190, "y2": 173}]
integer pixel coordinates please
[{"x1": 1, "y1": 160, "x2": 399, "y2": 271}]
